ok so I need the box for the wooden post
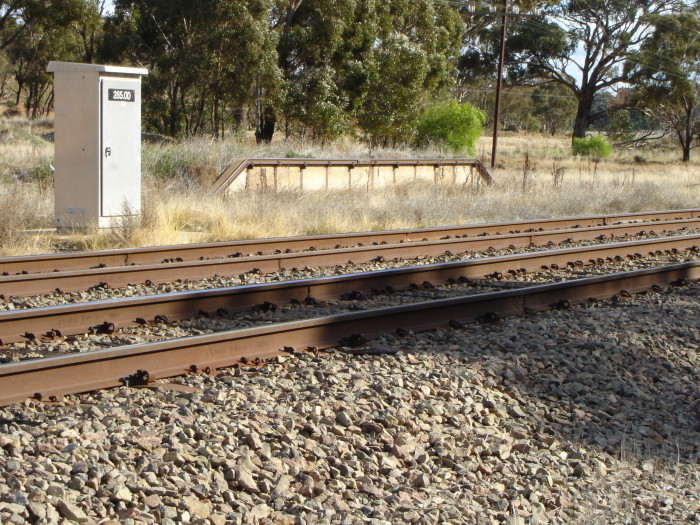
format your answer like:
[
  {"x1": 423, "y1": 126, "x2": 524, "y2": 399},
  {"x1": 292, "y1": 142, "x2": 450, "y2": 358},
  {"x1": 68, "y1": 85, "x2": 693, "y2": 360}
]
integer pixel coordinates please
[{"x1": 491, "y1": 0, "x2": 509, "y2": 169}]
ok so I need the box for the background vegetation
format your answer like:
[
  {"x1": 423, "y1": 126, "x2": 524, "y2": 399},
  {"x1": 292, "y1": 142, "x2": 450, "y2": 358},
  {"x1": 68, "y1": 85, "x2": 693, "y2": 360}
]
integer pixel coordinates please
[
  {"x1": 571, "y1": 136, "x2": 612, "y2": 158},
  {"x1": 0, "y1": 112, "x2": 697, "y2": 256},
  {"x1": 416, "y1": 101, "x2": 486, "y2": 154},
  {"x1": 0, "y1": 1, "x2": 698, "y2": 160},
  {"x1": 0, "y1": 1, "x2": 698, "y2": 256}
]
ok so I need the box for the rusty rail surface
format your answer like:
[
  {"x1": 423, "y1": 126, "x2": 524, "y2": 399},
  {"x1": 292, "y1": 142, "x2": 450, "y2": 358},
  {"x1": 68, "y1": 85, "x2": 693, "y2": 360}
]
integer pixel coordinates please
[
  {"x1": 1, "y1": 224, "x2": 700, "y2": 298},
  {"x1": 0, "y1": 262, "x2": 697, "y2": 406},
  {"x1": 0, "y1": 233, "x2": 699, "y2": 344},
  {"x1": 0, "y1": 209, "x2": 698, "y2": 276},
  {"x1": 214, "y1": 158, "x2": 495, "y2": 193}
]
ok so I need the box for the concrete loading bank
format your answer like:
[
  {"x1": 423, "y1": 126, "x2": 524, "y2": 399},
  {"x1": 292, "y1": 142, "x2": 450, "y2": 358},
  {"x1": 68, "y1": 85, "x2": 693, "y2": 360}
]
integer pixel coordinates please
[{"x1": 215, "y1": 159, "x2": 493, "y2": 194}]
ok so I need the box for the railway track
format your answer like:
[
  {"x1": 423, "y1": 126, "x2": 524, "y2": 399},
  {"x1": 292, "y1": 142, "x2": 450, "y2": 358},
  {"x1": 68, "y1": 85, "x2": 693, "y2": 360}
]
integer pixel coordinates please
[
  {"x1": 0, "y1": 209, "x2": 698, "y2": 406},
  {"x1": 0, "y1": 234, "x2": 698, "y2": 346},
  {"x1": 0, "y1": 260, "x2": 697, "y2": 406},
  {"x1": 1, "y1": 207, "x2": 698, "y2": 275},
  {"x1": 2, "y1": 216, "x2": 700, "y2": 298}
]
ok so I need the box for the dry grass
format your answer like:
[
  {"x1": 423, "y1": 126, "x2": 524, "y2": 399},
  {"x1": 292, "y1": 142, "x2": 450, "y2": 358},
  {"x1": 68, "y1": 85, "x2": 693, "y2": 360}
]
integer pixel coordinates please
[
  {"x1": 129, "y1": 132, "x2": 698, "y2": 245},
  {"x1": 0, "y1": 183, "x2": 55, "y2": 255},
  {"x1": 0, "y1": 116, "x2": 53, "y2": 172},
  {"x1": 0, "y1": 118, "x2": 699, "y2": 255},
  {"x1": 126, "y1": 174, "x2": 698, "y2": 250}
]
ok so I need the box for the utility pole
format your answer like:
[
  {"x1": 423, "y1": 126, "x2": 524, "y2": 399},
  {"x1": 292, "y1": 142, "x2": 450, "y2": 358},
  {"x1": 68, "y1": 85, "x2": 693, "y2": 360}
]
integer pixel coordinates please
[{"x1": 491, "y1": 0, "x2": 509, "y2": 169}]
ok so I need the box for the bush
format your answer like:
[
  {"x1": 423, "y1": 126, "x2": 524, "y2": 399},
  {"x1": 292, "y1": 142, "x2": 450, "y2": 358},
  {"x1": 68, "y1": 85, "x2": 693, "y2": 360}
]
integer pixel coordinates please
[
  {"x1": 285, "y1": 151, "x2": 314, "y2": 159},
  {"x1": 572, "y1": 135, "x2": 612, "y2": 158},
  {"x1": 29, "y1": 162, "x2": 54, "y2": 191},
  {"x1": 146, "y1": 147, "x2": 198, "y2": 180},
  {"x1": 607, "y1": 110, "x2": 635, "y2": 143},
  {"x1": 415, "y1": 101, "x2": 485, "y2": 154}
]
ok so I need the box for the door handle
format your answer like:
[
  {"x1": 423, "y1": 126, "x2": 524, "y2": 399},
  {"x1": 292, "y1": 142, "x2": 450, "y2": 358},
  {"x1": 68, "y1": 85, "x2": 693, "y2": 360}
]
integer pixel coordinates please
[{"x1": 105, "y1": 147, "x2": 112, "y2": 158}]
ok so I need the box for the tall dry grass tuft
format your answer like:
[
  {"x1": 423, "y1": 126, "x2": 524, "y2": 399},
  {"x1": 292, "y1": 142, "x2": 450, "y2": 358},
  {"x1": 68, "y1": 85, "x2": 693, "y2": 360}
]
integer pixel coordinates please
[
  {"x1": 0, "y1": 183, "x2": 54, "y2": 255},
  {"x1": 130, "y1": 177, "x2": 699, "y2": 248},
  {"x1": 0, "y1": 117, "x2": 53, "y2": 193}
]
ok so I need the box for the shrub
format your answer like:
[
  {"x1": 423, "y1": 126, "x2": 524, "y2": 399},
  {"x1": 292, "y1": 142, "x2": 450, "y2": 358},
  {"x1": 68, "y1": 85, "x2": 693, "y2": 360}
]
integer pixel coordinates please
[
  {"x1": 146, "y1": 146, "x2": 201, "y2": 180},
  {"x1": 415, "y1": 101, "x2": 485, "y2": 154},
  {"x1": 285, "y1": 151, "x2": 314, "y2": 159},
  {"x1": 29, "y1": 162, "x2": 54, "y2": 191},
  {"x1": 607, "y1": 110, "x2": 635, "y2": 143},
  {"x1": 572, "y1": 135, "x2": 612, "y2": 158}
]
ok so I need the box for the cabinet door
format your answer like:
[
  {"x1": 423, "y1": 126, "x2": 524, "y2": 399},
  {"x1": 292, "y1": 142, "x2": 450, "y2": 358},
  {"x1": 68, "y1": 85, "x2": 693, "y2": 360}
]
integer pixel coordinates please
[{"x1": 101, "y1": 77, "x2": 141, "y2": 217}]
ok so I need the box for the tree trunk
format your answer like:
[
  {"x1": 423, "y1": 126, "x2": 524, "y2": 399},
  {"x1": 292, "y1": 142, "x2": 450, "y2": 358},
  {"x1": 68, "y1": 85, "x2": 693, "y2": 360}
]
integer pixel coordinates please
[
  {"x1": 682, "y1": 106, "x2": 693, "y2": 162},
  {"x1": 221, "y1": 103, "x2": 225, "y2": 140},
  {"x1": 255, "y1": 76, "x2": 276, "y2": 143},
  {"x1": 213, "y1": 91, "x2": 220, "y2": 138},
  {"x1": 192, "y1": 95, "x2": 206, "y2": 136},
  {"x1": 25, "y1": 85, "x2": 32, "y2": 117},
  {"x1": 572, "y1": 89, "x2": 595, "y2": 139},
  {"x1": 681, "y1": 126, "x2": 691, "y2": 162},
  {"x1": 232, "y1": 105, "x2": 244, "y2": 132},
  {"x1": 255, "y1": 105, "x2": 276, "y2": 143},
  {"x1": 15, "y1": 79, "x2": 23, "y2": 108},
  {"x1": 168, "y1": 83, "x2": 179, "y2": 137}
]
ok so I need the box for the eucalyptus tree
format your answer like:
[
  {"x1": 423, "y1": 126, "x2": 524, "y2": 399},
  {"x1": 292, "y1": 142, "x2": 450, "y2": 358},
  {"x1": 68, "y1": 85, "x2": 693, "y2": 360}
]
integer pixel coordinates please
[
  {"x1": 282, "y1": 64, "x2": 347, "y2": 143},
  {"x1": 0, "y1": 0, "x2": 79, "y2": 50},
  {"x1": 354, "y1": 0, "x2": 463, "y2": 147},
  {"x1": 508, "y1": 0, "x2": 691, "y2": 138},
  {"x1": 4, "y1": 0, "x2": 86, "y2": 117},
  {"x1": 272, "y1": 0, "x2": 359, "y2": 143},
  {"x1": 531, "y1": 83, "x2": 577, "y2": 135},
  {"x1": 105, "y1": 0, "x2": 279, "y2": 138},
  {"x1": 357, "y1": 33, "x2": 430, "y2": 147},
  {"x1": 68, "y1": 0, "x2": 108, "y2": 63},
  {"x1": 458, "y1": 1, "x2": 693, "y2": 138},
  {"x1": 629, "y1": 13, "x2": 700, "y2": 161},
  {"x1": 104, "y1": 0, "x2": 211, "y2": 136},
  {"x1": 204, "y1": 0, "x2": 281, "y2": 138},
  {"x1": 269, "y1": 0, "x2": 462, "y2": 146}
]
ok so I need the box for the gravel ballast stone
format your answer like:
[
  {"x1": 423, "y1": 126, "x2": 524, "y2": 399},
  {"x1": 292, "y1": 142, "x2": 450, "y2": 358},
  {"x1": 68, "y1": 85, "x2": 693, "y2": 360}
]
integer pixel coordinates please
[{"x1": 0, "y1": 283, "x2": 697, "y2": 524}]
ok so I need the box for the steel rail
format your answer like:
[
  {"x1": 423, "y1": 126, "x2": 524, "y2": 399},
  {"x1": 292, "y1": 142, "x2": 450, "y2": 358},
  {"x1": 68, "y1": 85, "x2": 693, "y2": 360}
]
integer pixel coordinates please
[
  {"x1": 0, "y1": 234, "x2": 699, "y2": 344},
  {"x1": 1, "y1": 225, "x2": 700, "y2": 299},
  {"x1": 1, "y1": 209, "x2": 698, "y2": 275},
  {"x1": 0, "y1": 262, "x2": 697, "y2": 407}
]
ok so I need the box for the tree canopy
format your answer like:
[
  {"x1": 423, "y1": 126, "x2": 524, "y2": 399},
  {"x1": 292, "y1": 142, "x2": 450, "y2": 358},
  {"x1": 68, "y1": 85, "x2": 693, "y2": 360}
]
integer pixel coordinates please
[
  {"x1": 628, "y1": 12, "x2": 700, "y2": 161},
  {"x1": 1, "y1": 0, "x2": 698, "y2": 150},
  {"x1": 470, "y1": 0, "x2": 690, "y2": 138}
]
